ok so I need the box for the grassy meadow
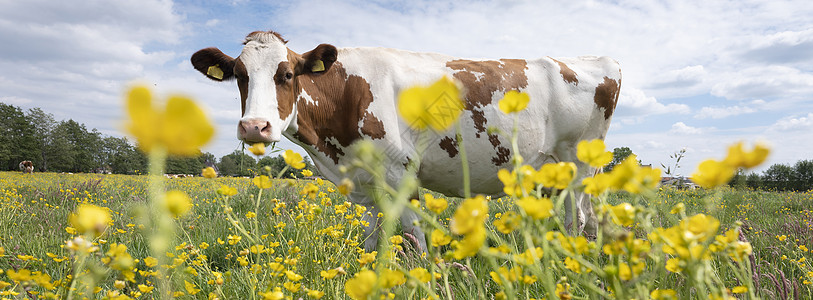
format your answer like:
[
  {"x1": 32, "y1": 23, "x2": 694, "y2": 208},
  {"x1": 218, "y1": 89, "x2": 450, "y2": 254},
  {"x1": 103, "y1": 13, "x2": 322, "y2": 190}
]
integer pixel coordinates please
[{"x1": 1, "y1": 169, "x2": 813, "y2": 299}]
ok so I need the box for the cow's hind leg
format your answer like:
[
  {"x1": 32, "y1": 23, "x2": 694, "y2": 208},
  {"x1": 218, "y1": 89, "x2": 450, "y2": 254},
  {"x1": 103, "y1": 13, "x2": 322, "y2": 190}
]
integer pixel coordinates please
[{"x1": 361, "y1": 203, "x2": 382, "y2": 253}]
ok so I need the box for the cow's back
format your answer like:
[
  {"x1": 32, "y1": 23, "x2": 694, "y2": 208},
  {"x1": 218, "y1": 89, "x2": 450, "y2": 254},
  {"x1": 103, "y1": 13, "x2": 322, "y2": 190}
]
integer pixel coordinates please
[{"x1": 307, "y1": 48, "x2": 620, "y2": 197}]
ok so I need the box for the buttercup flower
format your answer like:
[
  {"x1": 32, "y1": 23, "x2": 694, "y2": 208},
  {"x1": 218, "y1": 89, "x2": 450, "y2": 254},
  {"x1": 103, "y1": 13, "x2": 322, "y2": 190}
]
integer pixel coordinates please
[
  {"x1": 516, "y1": 196, "x2": 554, "y2": 220},
  {"x1": 124, "y1": 85, "x2": 214, "y2": 156},
  {"x1": 69, "y1": 204, "x2": 111, "y2": 238},
  {"x1": 498, "y1": 90, "x2": 530, "y2": 114},
  {"x1": 691, "y1": 159, "x2": 735, "y2": 189},
  {"x1": 283, "y1": 149, "x2": 306, "y2": 169},
  {"x1": 535, "y1": 162, "x2": 577, "y2": 190},
  {"x1": 724, "y1": 141, "x2": 769, "y2": 169},
  {"x1": 201, "y1": 167, "x2": 217, "y2": 178},
  {"x1": 424, "y1": 194, "x2": 448, "y2": 214},
  {"x1": 431, "y1": 229, "x2": 452, "y2": 247},
  {"x1": 253, "y1": 175, "x2": 273, "y2": 189},
  {"x1": 398, "y1": 76, "x2": 463, "y2": 131},
  {"x1": 577, "y1": 139, "x2": 613, "y2": 168},
  {"x1": 409, "y1": 267, "x2": 431, "y2": 283},
  {"x1": 248, "y1": 143, "x2": 266, "y2": 156},
  {"x1": 345, "y1": 270, "x2": 377, "y2": 300},
  {"x1": 163, "y1": 191, "x2": 193, "y2": 218},
  {"x1": 450, "y1": 195, "x2": 489, "y2": 235}
]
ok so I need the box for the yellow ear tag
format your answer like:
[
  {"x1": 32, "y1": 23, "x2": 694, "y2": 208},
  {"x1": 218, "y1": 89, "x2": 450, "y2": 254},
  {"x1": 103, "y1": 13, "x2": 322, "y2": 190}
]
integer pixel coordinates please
[
  {"x1": 207, "y1": 65, "x2": 224, "y2": 80},
  {"x1": 311, "y1": 60, "x2": 325, "y2": 72}
]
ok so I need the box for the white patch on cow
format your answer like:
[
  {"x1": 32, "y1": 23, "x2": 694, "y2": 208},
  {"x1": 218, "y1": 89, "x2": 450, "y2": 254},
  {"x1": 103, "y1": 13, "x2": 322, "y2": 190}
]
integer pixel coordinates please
[
  {"x1": 238, "y1": 34, "x2": 291, "y2": 142},
  {"x1": 298, "y1": 90, "x2": 316, "y2": 106}
]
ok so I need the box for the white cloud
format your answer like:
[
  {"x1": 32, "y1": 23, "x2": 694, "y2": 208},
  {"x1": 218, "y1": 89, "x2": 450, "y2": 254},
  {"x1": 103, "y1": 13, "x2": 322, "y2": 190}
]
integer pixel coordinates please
[
  {"x1": 615, "y1": 88, "x2": 691, "y2": 118},
  {"x1": 770, "y1": 113, "x2": 813, "y2": 132},
  {"x1": 710, "y1": 66, "x2": 813, "y2": 101},
  {"x1": 669, "y1": 122, "x2": 704, "y2": 135},
  {"x1": 205, "y1": 19, "x2": 221, "y2": 27},
  {"x1": 694, "y1": 105, "x2": 757, "y2": 119}
]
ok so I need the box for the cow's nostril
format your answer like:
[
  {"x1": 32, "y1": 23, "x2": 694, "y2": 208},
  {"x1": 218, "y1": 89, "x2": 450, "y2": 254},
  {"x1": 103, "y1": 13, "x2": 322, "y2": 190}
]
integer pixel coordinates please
[{"x1": 261, "y1": 122, "x2": 272, "y2": 133}]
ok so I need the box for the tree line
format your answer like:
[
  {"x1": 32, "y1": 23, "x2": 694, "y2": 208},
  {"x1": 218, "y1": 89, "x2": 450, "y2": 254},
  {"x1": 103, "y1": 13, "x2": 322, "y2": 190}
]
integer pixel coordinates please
[{"x1": 0, "y1": 102, "x2": 317, "y2": 177}]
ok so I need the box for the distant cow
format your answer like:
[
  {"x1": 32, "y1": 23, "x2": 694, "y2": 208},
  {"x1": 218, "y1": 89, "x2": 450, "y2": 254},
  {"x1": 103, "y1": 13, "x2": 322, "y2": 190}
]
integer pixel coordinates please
[
  {"x1": 19, "y1": 161, "x2": 33, "y2": 174},
  {"x1": 192, "y1": 31, "x2": 621, "y2": 252}
]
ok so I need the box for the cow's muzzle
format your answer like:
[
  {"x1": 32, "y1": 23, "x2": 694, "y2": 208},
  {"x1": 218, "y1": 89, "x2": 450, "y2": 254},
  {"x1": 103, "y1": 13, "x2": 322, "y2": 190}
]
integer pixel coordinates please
[{"x1": 238, "y1": 119, "x2": 274, "y2": 143}]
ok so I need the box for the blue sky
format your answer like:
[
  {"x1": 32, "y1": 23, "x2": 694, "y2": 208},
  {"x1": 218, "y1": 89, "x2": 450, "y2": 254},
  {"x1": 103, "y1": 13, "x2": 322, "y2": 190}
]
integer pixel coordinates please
[{"x1": 1, "y1": 0, "x2": 812, "y2": 176}]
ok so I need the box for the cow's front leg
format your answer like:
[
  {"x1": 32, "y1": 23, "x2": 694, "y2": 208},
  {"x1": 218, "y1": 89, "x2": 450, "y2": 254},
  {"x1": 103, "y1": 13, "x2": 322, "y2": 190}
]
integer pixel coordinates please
[
  {"x1": 400, "y1": 208, "x2": 427, "y2": 254},
  {"x1": 361, "y1": 204, "x2": 382, "y2": 252}
]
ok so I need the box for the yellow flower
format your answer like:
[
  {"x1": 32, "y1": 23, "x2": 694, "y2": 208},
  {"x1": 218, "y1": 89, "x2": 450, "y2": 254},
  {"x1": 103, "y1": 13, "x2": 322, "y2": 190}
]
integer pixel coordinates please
[
  {"x1": 138, "y1": 284, "x2": 154, "y2": 293},
  {"x1": 320, "y1": 268, "x2": 345, "y2": 279},
  {"x1": 397, "y1": 76, "x2": 463, "y2": 131},
  {"x1": 201, "y1": 167, "x2": 217, "y2": 178},
  {"x1": 69, "y1": 204, "x2": 111, "y2": 238},
  {"x1": 284, "y1": 281, "x2": 301, "y2": 293},
  {"x1": 301, "y1": 169, "x2": 314, "y2": 177},
  {"x1": 389, "y1": 235, "x2": 403, "y2": 245},
  {"x1": 602, "y1": 202, "x2": 635, "y2": 227},
  {"x1": 248, "y1": 143, "x2": 266, "y2": 156},
  {"x1": 227, "y1": 234, "x2": 242, "y2": 245},
  {"x1": 665, "y1": 258, "x2": 682, "y2": 273},
  {"x1": 493, "y1": 211, "x2": 520, "y2": 234},
  {"x1": 338, "y1": 179, "x2": 354, "y2": 196},
  {"x1": 184, "y1": 280, "x2": 200, "y2": 295},
  {"x1": 259, "y1": 287, "x2": 284, "y2": 300},
  {"x1": 451, "y1": 195, "x2": 489, "y2": 235},
  {"x1": 582, "y1": 173, "x2": 611, "y2": 196},
  {"x1": 345, "y1": 270, "x2": 377, "y2": 300},
  {"x1": 283, "y1": 149, "x2": 306, "y2": 169},
  {"x1": 307, "y1": 289, "x2": 325, "y2": 299},
  {"x1": 577, "y1": 139, "x2": 613, "y2": 168},
  {"x1": 246, "y1": 211, "x2": 257, "y2": 219},
  {"x1": 163, "y1": 191, "x2": 193, "y2": 218},
  {"x1": 650, "y1": 289, "x2": 677, "y2": 300},
  {"x1": 409, "y1": 267, "x2": 431, "y2": 283},
  {"x1": 498, "y1": 90, "x2": 530, "y2": 114},
  {"x1": 357, "y1": 252, "x2": 377, "y2": 265},
  {"x1": 424, "y1": 194, "x2": 448, "y2": 214},
  {"x1": 431, "y1": 229, "x2": 452, "y2": 247},
  {"x1": 124, "y1": 85, "x2": 214, "y2": 156},
  {"x1": 286, "y1": 271, "x2": 304, "y2": 282},
  {"x1": 607, "y1": 155, "x2": 640, "y2": 189},
  {"x1": 378, "y1": 269, "x2": 406, "y2": 288},
  {"x1": 691, "y1": 159, "x2": 735, "y2": 189},
  {"x1": 143, "y1": 256, "x2": 158, "y2": 268},
  {"x1": 731, "y1": 286, "x2": 748, "y2": 294},
  {"x1": 516, "y1": 196, "x2": 554, "y2": 220},
  {"x1": 683, "y1": 213, "x2": 720, "y2": 242},
  {"x1": 723, "y1": 141, "x2": 769, "y2": 169},
  {"x1": 217, "y1": 185, "x2": 238, "y2": 196},
  {"x1": 253, "y1": 175, "x2": 273, "y2": 189},
  {"x1": 453, "y1": 227, "x2": 486, "y2": 259},
  {"x1": 498, "y1": 166, "x2": 536, "y2": 197},
  {"x1": 535, "y1": 162, "x2": 577, "y2": 190},
  {"x1": 624, "y1": 166, "x2": 661, "y2": 194},
  {"x1": 564, "y1": 257, "x2": 582, "y2": 274},
  {"x1": 670, "y1": 203, "x2": 685, "y2": 214}
]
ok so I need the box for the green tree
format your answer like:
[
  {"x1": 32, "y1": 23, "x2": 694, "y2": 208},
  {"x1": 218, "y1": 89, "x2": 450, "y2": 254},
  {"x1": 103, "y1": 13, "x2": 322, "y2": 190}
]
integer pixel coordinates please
[
  {"x1": 0, "y1": 103, "x2": 37, "y2": 170},
  {"x1": 792, "y1": 159, "x2": 813, "y2": 191},
  {"x1": 762, "y1": 163, "x2": 793, "y2": 191},
  {"x1": 218, "y1": 150, "x2": 257, "y2": 177},
  {"x1": 49, "y1": 119, "x2": 101, "y2": 172},
  {"x1": 25, "y1": 108, "x2": 57, "y2": 171},
  {"x1": 745, "y1": 172, "x2": 762, "y2": 190},
  {"x1": 102, "y1": 137, "x2": 147, "y2": 174},
  {"x1": 604, "y1": 147, "x2": 634, "y2": 172}
]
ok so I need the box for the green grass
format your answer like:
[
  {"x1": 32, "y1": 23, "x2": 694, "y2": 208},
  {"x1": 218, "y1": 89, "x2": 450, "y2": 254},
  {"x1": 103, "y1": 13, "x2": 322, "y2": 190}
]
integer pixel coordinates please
[{"x1": 1, "y1": 171, "x2": 813, "y2": 299}]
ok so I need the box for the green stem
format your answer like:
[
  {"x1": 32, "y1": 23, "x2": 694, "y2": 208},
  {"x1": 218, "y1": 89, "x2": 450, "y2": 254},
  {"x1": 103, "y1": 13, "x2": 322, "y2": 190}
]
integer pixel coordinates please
[
  {"x1": 456, "y1": 123, "x2": 471, "y2": 199},
  {"x1": 147, "y1": 147, "x2": 172, "y2": 300}
]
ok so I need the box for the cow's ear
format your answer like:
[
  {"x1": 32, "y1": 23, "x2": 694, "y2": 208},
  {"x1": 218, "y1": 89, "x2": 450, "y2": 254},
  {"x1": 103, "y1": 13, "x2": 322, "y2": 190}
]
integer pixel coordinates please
[
  {"x1": 191, "y1": 47, "x2": 236, "y2": 81},
  {"x1": 298, "y1": 44, "x2": 337, "y2": 75}
]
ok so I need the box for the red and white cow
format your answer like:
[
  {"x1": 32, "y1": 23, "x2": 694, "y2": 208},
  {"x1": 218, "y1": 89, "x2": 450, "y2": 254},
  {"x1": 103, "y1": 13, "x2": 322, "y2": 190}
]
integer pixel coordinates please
[
  {"x1": 19, "y1": 161, "x2": 34, "y2": 174},
  {"x1": 192, "y1": 31, "x2": 621, "y2": 252}
]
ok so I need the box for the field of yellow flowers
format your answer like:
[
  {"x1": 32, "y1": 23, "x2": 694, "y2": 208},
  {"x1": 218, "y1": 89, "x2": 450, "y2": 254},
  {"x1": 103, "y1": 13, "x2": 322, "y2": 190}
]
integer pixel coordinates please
[{"x1": 3, "y1": 82, "x2": 813, "y2": 299}]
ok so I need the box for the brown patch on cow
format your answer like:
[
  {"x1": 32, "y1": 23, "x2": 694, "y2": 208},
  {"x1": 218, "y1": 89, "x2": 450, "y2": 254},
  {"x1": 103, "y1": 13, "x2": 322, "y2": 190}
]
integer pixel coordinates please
[
  {"x1": 447, "y1": 59, "x2": 527, "y2": 162},
  {"x1": 438, "y1": 136, "x2": 458, "y2": 158},
  {"x1": 294, "y1": 62, "x2": 386, "y2": 163},
  {"x1": 487, "y1": 133, "x2": 500, "y2": 147},
  {"x1": 470, "y1": 109, "x2": 486, "y2": 137},
  {"x1": 492, "y1": 146, "x2": 511, "y2": 166},
  {"x1": 594, "y1": 77, "x2": 621, "y2": 119},
  {"x1": 275, "y1": 61, "x2": 295, "y2": 120},
  {"x1": 234, "y1": 59, "x2": 249, "y2": 115},
  {"x1": 551, "y1": 58, "x2": 578, "y2": 85},
  {"x1": 447, "y1": 59, "x2": 529, "y2": 110}
]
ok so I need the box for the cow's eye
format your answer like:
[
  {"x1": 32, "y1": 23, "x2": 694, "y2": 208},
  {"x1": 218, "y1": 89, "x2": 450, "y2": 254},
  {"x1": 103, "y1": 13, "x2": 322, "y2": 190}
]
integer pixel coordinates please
[{"x1": 285, "y1": 72, "x2": 293, "y2": 80}]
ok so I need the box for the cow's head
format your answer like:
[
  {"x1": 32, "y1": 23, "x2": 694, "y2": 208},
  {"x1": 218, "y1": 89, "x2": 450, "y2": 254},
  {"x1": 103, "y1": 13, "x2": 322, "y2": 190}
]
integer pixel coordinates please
[{"x1": 191, "y1": 31, "x2": 337, "y2": 143}]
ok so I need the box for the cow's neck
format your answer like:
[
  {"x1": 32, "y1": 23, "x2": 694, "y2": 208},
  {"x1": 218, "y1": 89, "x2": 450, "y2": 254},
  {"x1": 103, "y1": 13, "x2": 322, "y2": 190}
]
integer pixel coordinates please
[{"x1": 288, "y1": 62, "x2": 384, "y2": 164}]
